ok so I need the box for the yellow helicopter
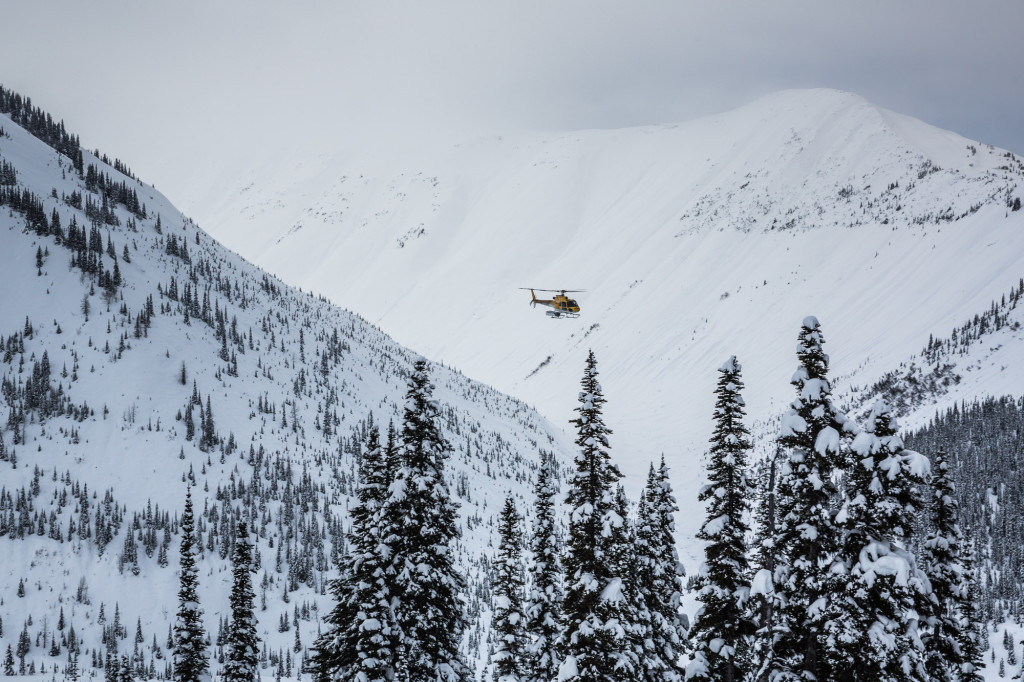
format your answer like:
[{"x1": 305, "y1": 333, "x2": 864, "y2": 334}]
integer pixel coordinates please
[{"x1": 521, "y1": 288, "x2": 584, "y2": 318}]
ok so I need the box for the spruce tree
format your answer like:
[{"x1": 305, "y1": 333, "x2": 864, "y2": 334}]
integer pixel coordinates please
[
  {"x1": 769, "y1": 317, "x2": 851, "y2": 680},
  {"x1": 118, "y1": 654, "x2": 133, "y2": 682},
  {"x1": 657, "y1": 459, "x2": 689, "y2": 672},
  {"x1": 748, "y1": 452, "x2": 780, "y2": 682},
  {"x1": 921, "y1": 447, "x2": 967, "y2": 681},
  {"x1": 312, "y1": 427, "x2": 396, "y2": 682},
  {"x1": 824, "y1": 400, "x2": 929, "y2": 680},
  {"x1": 633, "y1": 458, "x2": 688, "y2": 682},
  {"x1": 688, "y1": 357, "x2": 755, "y2": 682},
  {"x1": 385, "y1": 359, "x2": 468, "y2": 682},
  {"x1": 523, "y1": 451, "x2": 564, "y2": 682},
  {"x1": 492, "y1": 496, "x2": 527, "y2": 682},
  {"x1": 223, "y1": 519, "x2": 259, "y2": 682},
  {"x1": 173, "y1": 487, "x2": 208, "y2": 682},
  {"x1": 609, "y1": 484, "x2": 647, "y2": 681},
  {"x1": 957, "y1": 543, "x2": 984, "y2": 682},
  {"x1": 559, "y1": 350, "x2": 634, "y2": 682}
]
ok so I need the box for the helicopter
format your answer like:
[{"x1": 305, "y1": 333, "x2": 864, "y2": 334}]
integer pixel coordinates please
[{"x1": 521, "y1": 288, "x2": 584, "y2": 318}]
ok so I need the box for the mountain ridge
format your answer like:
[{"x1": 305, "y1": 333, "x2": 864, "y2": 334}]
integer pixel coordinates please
[
  {"x1": 186, "y1": 88, "x2": 1024, "y2": 524},
  {"x1": 0, "y1": 89, "x2": 576, "y2": 679}
]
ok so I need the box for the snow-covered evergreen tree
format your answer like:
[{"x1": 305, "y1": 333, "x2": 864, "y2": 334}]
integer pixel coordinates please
[
  {"x1": 4, "y1": 645, "x2": 14, "y2": 676},
  {"x1": 957, "y1": 543, "x2": 984, "y2": 682},
  {"x1": 688, "y1": 356, "x2": 755, "y2": 682},
  {"x1": 223, "y1": 519, "x2": 259, "y2": 682},
  {"x1": 118, "y1": 654, "x2": 132, "y2": 682},
  {"x1": 311, "y1": 562, "x2": 357, "y2": 682},
  {"x1": 921, "y1": 447, "x2": 967, "y2": 681},
  {"x1": 634, "y1": 459, "x2": 687, "y2": 682},
  {"x1": 386, "y1": 359, "x2": 469, "y2": 682},
  {"x1": 748, "y1": 452, "x2": 780, "y2": 682},
  {"x1": 524, "y1": 451, "x2": 563, "y2": 682},
  {"x1": 769, "y1": 316, "x2": 852, "y2": 680},
  {"x1": 173, "y1": 487, "x2": 208, "y2": 682},
  {"x1": 824, "y1": 400, "x2": 929, "y2": 680},
  {"x1": 312, "y1": 426, "x2": 396, "y2": 682},
  {"x1": 608, "y1": 484, "x2": 647, "y2": 682},
  {"x1": 559, "y1": 350, "x2": 635, "y2": 682},
  {"x1": 492, "y1": 495, "x2": 527, "y2": 682}
]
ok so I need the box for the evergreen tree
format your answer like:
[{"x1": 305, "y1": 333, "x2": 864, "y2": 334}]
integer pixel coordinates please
[
  {"x1": 769, "y1": 317, "x2": 852, "y2": 680},
  {"x1": 633, "y1": 459, "x2": 689, "y2": 682},
  {"x1": 921, "y1": 447, "x2": 967, "y2": 681},
  {"x1": 609, "y1": 483, "x2": 648, "y2": 682},
  {"x1": 492, "y1": 495, "x2": 527, "y2": 682},
  {"x1": 523, "y1": 451, "x2": 564, "y2": 682},
  {"x1": 223, "y1": 519, "x2": 260, "y2": 682},
  {"x1": 312, "y1": 427, "x2": 396, "y2": 682},
  {"x1": 67, "y1": 651, "x2": 80, "y2": 682},
  {"x1": 118, "y1": 654, "x2": 133, "y2": 682},
  {"x1": 748, "y1": 452, "x2": 780, "y2": 682},
  {"x1": 688, "y1": 356, "x2": 755, "y2": 682},
  {"x1": 173, "y1": 488, "x2": 208, "y2": 682},
  {"x1": 385, "y1": 359, "x2": 468, "y2": 682},
  {"x1": 824, "y1": 400, "x2": 930, "y2": 680},
  {"x1": 558, "y1": 350, "x2": 634, "y2": 682},
  {"x1": 956, "y1": 543, "x2": 984, "y2": 682}
]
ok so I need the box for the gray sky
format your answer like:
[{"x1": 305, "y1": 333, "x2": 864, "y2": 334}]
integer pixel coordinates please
[{"x1": 2, "y1": 0, "x2": 1023, "y2": 203}]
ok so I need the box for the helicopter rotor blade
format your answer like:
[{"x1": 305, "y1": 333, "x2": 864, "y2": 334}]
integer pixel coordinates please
[{"x1": 518, "y1": 287, "x2": 586, "y2": 293}]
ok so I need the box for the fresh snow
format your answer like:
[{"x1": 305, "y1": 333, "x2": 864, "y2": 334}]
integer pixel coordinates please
[
  {"x1": 186, "y1": 90, "x2": 1024, "y2": 567},
  {"x1": 5, "y1": 85, "x2": 1024, "y2": 679},
  {"x1": 0, "y1": 105, "x2": 575, "y2": 681}
]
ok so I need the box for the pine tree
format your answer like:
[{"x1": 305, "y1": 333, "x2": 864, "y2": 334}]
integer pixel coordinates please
[
  {"x1": 492, "y1": 495, "x2": 527, "y2": 682},
  {"x1": 769, "y1": 317, "x2": 851, "y2": 680},
  {"x1": 385, "y1": 359, "x2": 468, "y2": 682},
  {"x1": 825, "y1": 400, "x2": 930, "y2": 680},
  {"x1": 688, "y1": 356, "x2": 755, "y2": 682},
  {"x1": 223, "y1": 520, "x2": 259, "y2": 682},
  {"x1": 523, "y1": 451, "x2": 564, "y2": 682},
  {"x1": 312, "y1": 427, "x2": 396, "y2": 682},
  {"x1": 4, "y1": 645, "x2": 14, "y2": 675},
  {"x1": 173, "y1": 488, "x2": 208, "y2": 682},
  {"x1": 558, "y1": 350, "x2": 634, "y2": 682},
  {"x1": 921, "y1": 447, "x2": 967, "y2": 681}
]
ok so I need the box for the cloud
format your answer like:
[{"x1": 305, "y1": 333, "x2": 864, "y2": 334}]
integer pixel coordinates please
[{"x1": 1, "y1": 0, "x2": 1022, "y2": 203}]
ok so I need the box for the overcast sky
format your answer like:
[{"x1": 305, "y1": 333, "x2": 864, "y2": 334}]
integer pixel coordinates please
[{"x1": 2, "y1": 0, "x2": 1022, "y2": 205}]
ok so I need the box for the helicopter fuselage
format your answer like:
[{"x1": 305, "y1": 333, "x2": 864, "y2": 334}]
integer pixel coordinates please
[{"x1": 528, "y1": 289, "x2": 580, "y2": 318}]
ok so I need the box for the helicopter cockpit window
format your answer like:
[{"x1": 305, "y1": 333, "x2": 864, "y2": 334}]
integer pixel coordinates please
[{"x1": 568, "y1": 300, "x2": 578, "y2": 307}]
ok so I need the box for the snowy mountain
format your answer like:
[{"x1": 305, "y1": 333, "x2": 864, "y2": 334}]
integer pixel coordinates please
[
  {"x1": 185, "y1": 88, "x2": 1024, "y2": 551},
  {"x1": 5, "y1": 84, "x2": 1024, "y2": 680},
  {"x1": 0, "y1": 90, "x2": 576, "y2": 679}
]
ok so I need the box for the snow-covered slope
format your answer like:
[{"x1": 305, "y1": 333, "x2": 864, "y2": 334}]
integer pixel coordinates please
[
  {"x1": 189, "y1": 88, "x2": 1024, "y2": 552},
  {"x1": 0, "y1": 101, "x2": 575, "y2": 678}
]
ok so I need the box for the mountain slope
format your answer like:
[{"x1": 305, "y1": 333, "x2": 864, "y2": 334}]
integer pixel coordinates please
[
  {"x1": 0, "y1": 94, "x2": 575, "y2": 678},
  {"x1": 187, "y1": 89, "x2": 1024, "y2": 550}
]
